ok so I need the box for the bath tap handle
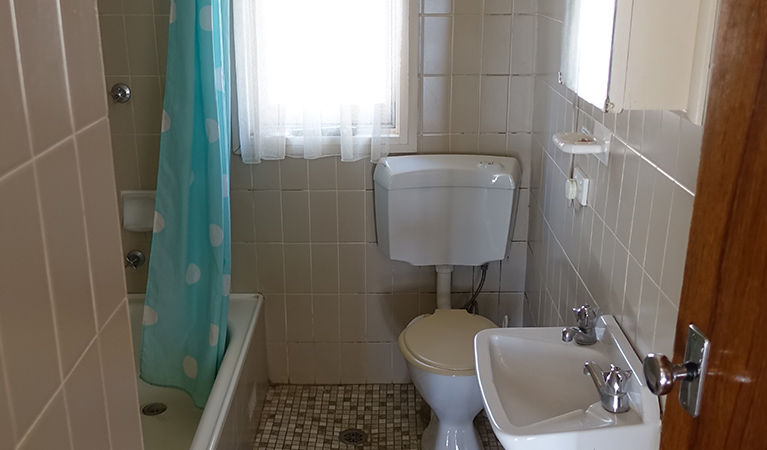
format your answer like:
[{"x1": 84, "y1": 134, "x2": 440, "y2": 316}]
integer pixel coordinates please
[
  {"x1": 584, "y1": 361, "x2": 632, "y2": 413},
  {"x1": 125, "y1": 250, "x2": 145, "y2": 269},
  {"x1": 572, "y1": 304, "x2": 600, "y2": 329}
]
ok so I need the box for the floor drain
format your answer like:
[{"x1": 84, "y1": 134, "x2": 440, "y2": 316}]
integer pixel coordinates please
[
  {"x1": 338, "y1": 428, "x2": 367, "y2": 446},
  {"x1": 141, "y1": 402, "x2": 168, "y2": 416}
]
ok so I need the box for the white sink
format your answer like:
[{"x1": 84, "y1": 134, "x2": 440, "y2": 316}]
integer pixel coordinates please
[{"x1": 474, "y1": 316, "x2": 661, "y2": 450}]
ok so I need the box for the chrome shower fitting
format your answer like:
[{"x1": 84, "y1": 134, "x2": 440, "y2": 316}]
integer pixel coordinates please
[
  {"x1": 125, "y1": 250, "x2": 145, "y2": 269},
  {"x1": 110, "y1": 83, "x2": 132, "y2": 103}
]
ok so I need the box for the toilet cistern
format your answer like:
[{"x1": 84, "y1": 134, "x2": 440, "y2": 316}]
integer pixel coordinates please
[
  {"x1": 373, "y1": 154, "x2": 522, "y2": 310},
  {"x1": 562, "y1": 304, "x2": 601, "y2": 345}
]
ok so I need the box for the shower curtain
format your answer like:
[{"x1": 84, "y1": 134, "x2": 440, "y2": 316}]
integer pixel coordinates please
[{"x1": 141, "y1": 0, "x2": 231, "y2": 408}]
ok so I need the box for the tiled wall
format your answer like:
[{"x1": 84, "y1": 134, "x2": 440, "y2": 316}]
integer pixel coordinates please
[
  {"x1": 97, "y1": 0, "x2": 169, "y2": 292},
  {"x1": 99, "y1": 0, "x2": 537, "y2": 384},
  {"x1": 0, "y1": 0, "x2": 143, "y2": 448},
  {"x1": 525, "y1": 1, "x2": 703, "y2": 362},
  {"x1": 236, "y1": 0, "x2": 538, "y2": 384}
]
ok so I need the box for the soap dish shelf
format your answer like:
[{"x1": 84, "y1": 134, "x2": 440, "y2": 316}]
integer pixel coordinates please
[
  {"x1": 552, "y1": 122, "x2": 611, "y2": 165},
  {"x1": 553, "y1": 132, "x2": 604, "y2": 154}
]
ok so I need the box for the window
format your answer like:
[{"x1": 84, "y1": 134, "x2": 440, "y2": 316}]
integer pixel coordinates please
[{"x1": 233, "y1": 0, "x2": 416, "y2": 163}]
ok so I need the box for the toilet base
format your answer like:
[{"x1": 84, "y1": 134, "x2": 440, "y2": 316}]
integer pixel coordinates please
[{"x1": 420, "y1": 411, "x2": 483, "y2": 450}]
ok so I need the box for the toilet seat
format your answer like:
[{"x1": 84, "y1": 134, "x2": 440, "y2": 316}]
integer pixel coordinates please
[{"x1": 398, "y1": 310, "x2": 495, "y2": 376}]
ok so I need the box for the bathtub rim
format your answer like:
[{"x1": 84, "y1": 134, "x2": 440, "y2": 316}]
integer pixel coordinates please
[{"x1": 128, "y1": 293, "x2": 264, "y2": 450}]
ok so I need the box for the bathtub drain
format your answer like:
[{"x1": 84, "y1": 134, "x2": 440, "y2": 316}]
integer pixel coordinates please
[
  {"x1": 141, "y1": 402, "x2": 168, "y2": 416},
  {"x1": 338, "y1": 428, "x2": 367, "y2": 446}
]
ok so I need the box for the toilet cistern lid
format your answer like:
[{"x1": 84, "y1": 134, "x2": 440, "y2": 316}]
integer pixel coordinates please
[{"x1": 402, "y1": 310, "x2": 495, "y2": 372}]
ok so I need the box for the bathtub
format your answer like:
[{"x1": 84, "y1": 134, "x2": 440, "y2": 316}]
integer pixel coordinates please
[{"x1": 128, "y1": 294, "x2": 268, "y2": 450}]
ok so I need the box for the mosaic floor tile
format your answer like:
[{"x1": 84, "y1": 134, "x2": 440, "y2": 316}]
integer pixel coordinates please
[{"x1": 254, "y1": 384, "x2": 503, "y2": 450}]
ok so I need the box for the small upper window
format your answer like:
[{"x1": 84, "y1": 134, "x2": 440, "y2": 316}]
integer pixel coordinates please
[{"x1": 233, "y1": 0, "x2": 415, "y2": 163}]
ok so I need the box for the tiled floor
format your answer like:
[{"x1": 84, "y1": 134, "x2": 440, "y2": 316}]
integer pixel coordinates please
[{"x1": 253, "y1": 384, "x2": 502, "y2": 450}]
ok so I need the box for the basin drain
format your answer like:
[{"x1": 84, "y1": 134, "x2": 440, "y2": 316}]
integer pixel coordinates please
[
  {"x1": 141, "y1": 402, "x2": 167, "y2": 416},
  {"x1": 338, "y1": 428, "x2": 367, "y2": 446}
]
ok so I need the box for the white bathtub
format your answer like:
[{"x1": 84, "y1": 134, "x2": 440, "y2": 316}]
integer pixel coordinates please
[{"x1": 128, "y1": 294, "x2": 268, "y2": 450}]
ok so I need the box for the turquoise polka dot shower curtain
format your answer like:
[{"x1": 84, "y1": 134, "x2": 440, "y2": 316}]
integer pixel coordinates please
[{"x1": 140, "y1": 0, "x2": 231, "y2": 408}]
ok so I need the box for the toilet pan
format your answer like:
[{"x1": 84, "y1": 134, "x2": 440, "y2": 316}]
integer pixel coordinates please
[{"x1": 398, "y1": 310, "x2": 495, "y2": 450}]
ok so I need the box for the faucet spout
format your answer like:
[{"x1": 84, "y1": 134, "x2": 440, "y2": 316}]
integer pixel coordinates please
[
  {"x1": 562, "y1": 327, "x2": 578, "y2": 342},
  {"x1": 561, "y1": 326, "x2": 598, "y2": 345},
  {"x1": 584, "y1": 361, "x2": 606, "y2": 391}
]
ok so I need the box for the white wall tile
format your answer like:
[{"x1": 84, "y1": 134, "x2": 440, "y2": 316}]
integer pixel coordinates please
[
  {"x1": 451, "y1": 76, "x2": 481, "y2": 132},
  {"x1": 282, "y1": 191, "x2": 311, "y2": 243},
  {"x1": 511, "y1": 15, "x2": 536, "y2": 74},
  {"x1": 266, "y1": 343, "x2": 288, "y2": 383},
  {"x1": 265, "y1": 294, "x2": 287, "y2": 342},
  {"x1": 284, "y1": 245, "x2": 312, "y2": 293},
  {"x1": 312, "y1": 244, "x2": 340, "y2": 293},
  {"x1": 485, "y1": 0, "x2": 512, "y2": 14},
  {"x1": 338, "y1": 191, "x2": 365, "y2": 242},
  {"x1": 508, "y1": 76, "x2": 534, "y2": 132},
  {"x1": 366, "y1": 343, "x2": 393, "y2": 383},
  {"x1": 453, "y1": 0, "x2": 482, "y2": 14},
  {"x1": 286, "y1": 294, "x2": 313, "y2": 341},
  {"x1": 313, "y1": 294, "x2": 340, "y2": 342},
  {"x1": 424, "y1": 0, "x2": 452, "y2": 14},
  {"x1": 287, "y1": 343, "x2": 315, "y2": 384},
  {"x1": 309, "y1": 191, "x2": 338, "y2": 242},
  {"x1": 313, "y1": 343, "x2": 341, "y2": 384},
  {"x1": 423, "y1": 76, "x2": 451, "y2": 133},
  {"x1": 480, "y1": 76, "x2": 509, "y2": 132},
  {"x1": 339, "y1": 295, "x2": 366, "y2": 341},
  {"x1": 644, "y1": 174, "x2": 674, "y2": 285},
  {"x1": 453, "y1": 15, "x2": 482, "y2": 74},
  {"x1": 636, "y1": 273, "x2": 660, "y2": 359},
  {"x1": 339, "y1": 343, "x2": 367, "y2": 384},
  {"x1": 253, "y1": 191, "x2": 283, "y2": 242},
  {"x1": 423, "y1": 17, "x2": 453, "y2": 75},
  {"x1": 308, "y1": 157, "x2": 337, "y2": 190},
  {"x1": 366, "y1": 294, "x2": 395, "y2": 342},
  {"x1": 628, "y1": 159, "x2": 657, "y2": 263},
  {"x1": 657, "y1": 111, "x2": 681, "y2": 176},
  {"x1": 482, "y1": 16, "x2": 511, "y2": 74},
  {"x1": 661, "y1": 186, "x2": 694, "y2": 307}
]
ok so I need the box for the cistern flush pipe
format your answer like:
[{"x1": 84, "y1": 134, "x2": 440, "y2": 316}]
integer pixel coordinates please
[{"x1": 435, "y1": 265, "x2": 453, "y2": 309}]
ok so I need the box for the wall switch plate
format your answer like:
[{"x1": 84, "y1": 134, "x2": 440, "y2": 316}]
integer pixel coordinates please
[{"x1": 573, "y1": 167, "x2": 589, "y2": 206}]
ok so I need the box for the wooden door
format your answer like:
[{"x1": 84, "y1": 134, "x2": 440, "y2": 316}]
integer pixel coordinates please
[{"x1": 659, "y1": 0, "x2": 767, "y2": 448}]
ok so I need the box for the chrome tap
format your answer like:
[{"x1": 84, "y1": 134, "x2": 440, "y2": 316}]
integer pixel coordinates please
[
  {"x1": 583, "y1": 361, "x2": 633, "y2": 413},
  {"x1": 562, "y1": 304, "x2": 601, "y2": 345}
]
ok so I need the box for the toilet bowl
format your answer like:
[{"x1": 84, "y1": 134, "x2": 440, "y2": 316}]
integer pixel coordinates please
[
  {"x1": 398, "y1": 309, "x2": 496, "y2": 450},
  {"x1": 373, "y1": 155, "x2": 520, "y2": 450}
]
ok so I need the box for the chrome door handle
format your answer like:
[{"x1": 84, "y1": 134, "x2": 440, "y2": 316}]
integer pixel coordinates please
[
  {"x1": 642, "y1": 324, "x2": 710, "y2": 417},
  {"x1": 643, "y1": 353, "x2": 698, "y2": 396}
]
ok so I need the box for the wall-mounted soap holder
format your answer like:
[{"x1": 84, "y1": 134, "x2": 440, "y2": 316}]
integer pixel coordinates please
[
  {"x1": 553, "y1": 122, "x2": 611, "y2": 165},
  {"x1": 121, "y1": 190, "x2": 156, "y2": 232}
]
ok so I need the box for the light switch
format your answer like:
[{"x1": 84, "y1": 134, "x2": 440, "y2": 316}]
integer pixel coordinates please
[{"x1": 573, "y1": 167, "x2": 589, "y2": 206}]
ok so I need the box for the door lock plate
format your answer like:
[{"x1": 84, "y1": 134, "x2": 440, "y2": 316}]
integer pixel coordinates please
[{"x1": 680, "y1": 324, "x2": 710, "y2": 417}]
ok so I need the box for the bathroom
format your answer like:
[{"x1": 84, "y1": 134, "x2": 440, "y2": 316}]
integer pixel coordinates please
[{"x1": 1, "y1": 0, "x2": 764, "y2": 448}]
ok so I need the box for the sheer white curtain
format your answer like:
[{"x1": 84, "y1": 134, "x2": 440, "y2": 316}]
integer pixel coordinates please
[{"x1": 233, "y1": 0, "x2": 402, "y2": 163}]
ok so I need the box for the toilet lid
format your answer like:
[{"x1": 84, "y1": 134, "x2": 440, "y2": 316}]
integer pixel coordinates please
[{"x1": 402, "y1": 309, "x2": 495, "y2": 372}]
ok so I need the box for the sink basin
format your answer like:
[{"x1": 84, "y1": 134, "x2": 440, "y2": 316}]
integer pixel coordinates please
[{"x1": 474, "y1": 316, "x2": 661, "y2": 450}]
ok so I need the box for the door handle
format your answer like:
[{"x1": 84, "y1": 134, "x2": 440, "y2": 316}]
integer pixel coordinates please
[{"x1": 642, "y1": 324, "x2": 710, "y2": 417}]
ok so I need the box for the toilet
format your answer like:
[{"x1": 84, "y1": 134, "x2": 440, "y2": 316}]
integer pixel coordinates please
[{"x1": 374, "y1": 155, "x2": 521, "y2": 450}]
